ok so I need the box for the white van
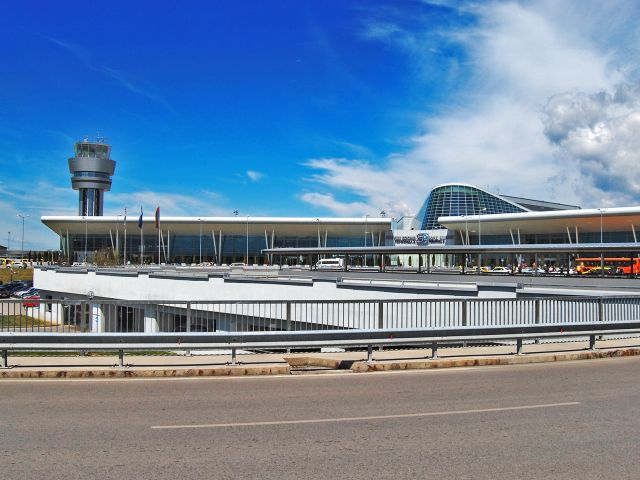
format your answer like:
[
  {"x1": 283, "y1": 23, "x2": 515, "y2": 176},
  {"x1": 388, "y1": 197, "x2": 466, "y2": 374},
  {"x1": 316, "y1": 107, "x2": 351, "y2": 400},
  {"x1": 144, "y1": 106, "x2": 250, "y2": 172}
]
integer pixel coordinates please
[{"x1": 315, "y1": 258, "x2": 344, "y2": 270}]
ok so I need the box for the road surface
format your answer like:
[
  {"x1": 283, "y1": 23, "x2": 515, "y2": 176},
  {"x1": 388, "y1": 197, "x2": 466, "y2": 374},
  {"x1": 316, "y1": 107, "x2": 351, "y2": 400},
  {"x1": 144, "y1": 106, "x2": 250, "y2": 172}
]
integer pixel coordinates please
[{"x1": 1, "y1": 357, "x2": 639, "y2": 479}]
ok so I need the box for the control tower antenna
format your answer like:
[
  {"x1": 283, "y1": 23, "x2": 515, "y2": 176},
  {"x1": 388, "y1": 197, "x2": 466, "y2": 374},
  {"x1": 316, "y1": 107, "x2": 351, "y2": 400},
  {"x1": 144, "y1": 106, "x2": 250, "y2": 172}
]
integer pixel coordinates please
[{"x1": 68, "y1": 136, "x2": 116, "y2": 216}]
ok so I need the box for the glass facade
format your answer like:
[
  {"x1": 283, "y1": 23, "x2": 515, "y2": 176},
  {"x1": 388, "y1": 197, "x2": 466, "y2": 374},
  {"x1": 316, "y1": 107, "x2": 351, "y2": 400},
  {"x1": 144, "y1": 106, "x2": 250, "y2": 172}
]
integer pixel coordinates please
[
  {"x1": 417, "y1": 184, "x2": 526, "y2": 230},
  {"x1": 64, "y1": 231, "x2": 376, "y2": 265}
]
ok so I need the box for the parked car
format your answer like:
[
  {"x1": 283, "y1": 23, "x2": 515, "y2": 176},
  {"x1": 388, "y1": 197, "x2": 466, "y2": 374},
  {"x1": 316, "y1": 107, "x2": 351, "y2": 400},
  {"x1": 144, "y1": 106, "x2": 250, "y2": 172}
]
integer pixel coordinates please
[
  {"x1": 16, "y1": 287, "x2": 39, "y2": 298},
  {"x1": 22, "y1": 295, "x2": 41, "y2": 308},
  {"x1": 490, "y1": 266, "x2": 511, "y2": 274},
  {"x1": 0, "y1": 282, "x2": 30, "y2": 297},
  {"x1": 14, "y1": 286, "x2": 37, "y2": 298}
]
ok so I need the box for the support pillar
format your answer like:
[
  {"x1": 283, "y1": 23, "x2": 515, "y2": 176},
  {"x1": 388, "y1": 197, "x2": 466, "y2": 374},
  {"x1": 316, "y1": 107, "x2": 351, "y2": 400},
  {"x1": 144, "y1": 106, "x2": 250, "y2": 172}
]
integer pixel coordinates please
[
  {"x1": 90, "y1": 304, "x2": 104, "y2": 333},
  {"x1": 144, "y1": 305, "x2": 159, "y2": 333}
]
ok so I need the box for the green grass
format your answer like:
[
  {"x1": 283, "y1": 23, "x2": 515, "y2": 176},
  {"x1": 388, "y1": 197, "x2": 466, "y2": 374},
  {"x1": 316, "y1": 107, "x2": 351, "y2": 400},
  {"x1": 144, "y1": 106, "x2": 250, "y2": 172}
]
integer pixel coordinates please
[
  {"x1": 0, "y1": 315, "x2": 53, "y2": 328},
  {"x1": 0, "y1": 268, "x2": 33, "y2": 284}
]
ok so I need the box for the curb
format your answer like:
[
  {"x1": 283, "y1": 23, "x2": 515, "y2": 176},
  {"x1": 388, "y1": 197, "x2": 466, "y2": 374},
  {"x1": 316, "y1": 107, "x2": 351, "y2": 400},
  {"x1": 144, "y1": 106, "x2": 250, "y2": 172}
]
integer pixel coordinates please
[
  {"x1": 0, "y1": 364, "x2": 290, "y2": 379},
  {"x1": 2, "y1": 348, "x2": 639, "y2": 379},
  {"x1": 350, "y1": 347, "x2": 640, "y2": 372}
]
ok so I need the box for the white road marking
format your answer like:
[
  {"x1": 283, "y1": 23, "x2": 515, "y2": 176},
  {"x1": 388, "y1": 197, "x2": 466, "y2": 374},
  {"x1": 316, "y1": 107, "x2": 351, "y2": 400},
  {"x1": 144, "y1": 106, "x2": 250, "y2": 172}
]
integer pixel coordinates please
[{"x1": 151, "y1": 401, "x2": 580, "y2": 430}]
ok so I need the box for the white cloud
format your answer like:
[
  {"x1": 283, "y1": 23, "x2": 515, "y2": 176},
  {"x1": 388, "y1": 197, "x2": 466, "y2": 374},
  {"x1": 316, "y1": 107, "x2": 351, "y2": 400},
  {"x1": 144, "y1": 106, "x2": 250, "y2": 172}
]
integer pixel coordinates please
[
  {"x1": 246, "y1": 170, "x2": 263, "y2": 182},
  {"x1": 299, "y1": 192, "x2": 373, "y2": 217},
  {"x1": 302, "y1": 1, "x2": 640, "y2": 216},
  {"x1": 542, "y1": 84, "x2": 640, "y2": 205},
  {"x1": 107, "y1": 190, "x2": 226, "y2": 217}
]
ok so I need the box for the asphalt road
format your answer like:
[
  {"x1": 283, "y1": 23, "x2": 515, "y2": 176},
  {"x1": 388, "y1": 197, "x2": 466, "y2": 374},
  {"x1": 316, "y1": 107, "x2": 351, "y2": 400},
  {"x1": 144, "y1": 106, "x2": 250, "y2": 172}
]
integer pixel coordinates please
[
  {"x1": 2, "y1": 358, "x2": 639, "y2": 480},
  {"x1": 288, "y1": 268, "x2": 640, "y2": 289}
]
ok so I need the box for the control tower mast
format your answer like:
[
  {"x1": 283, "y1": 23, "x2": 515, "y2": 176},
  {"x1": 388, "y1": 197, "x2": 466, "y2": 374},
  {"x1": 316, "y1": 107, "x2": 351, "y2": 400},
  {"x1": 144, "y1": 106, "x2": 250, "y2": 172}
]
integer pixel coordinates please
[{"x1": 68, "y1": 136, "x2": 116, "y2": 216}]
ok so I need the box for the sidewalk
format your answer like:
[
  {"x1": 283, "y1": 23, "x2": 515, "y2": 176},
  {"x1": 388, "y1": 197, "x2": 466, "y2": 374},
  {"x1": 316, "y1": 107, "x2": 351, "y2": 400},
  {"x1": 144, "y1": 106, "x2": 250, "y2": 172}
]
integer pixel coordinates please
[{"x1": 1, "y1": 337, "x2": 639, "y2": 379}]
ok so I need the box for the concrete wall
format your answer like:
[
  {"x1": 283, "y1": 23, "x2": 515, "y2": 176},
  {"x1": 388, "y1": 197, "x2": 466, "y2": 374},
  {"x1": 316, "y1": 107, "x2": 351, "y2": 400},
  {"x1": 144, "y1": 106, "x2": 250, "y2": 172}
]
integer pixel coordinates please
[{"x1": 34, "y1": 268, "x2": 497, "y2": 302}]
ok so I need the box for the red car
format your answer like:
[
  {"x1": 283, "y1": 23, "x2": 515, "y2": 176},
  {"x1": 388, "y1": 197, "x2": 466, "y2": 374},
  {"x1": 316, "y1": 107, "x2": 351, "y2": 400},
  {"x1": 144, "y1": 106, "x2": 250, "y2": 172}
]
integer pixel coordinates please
[{"x1": 22, "y1": 295, "x2": 40, "y2": 308}]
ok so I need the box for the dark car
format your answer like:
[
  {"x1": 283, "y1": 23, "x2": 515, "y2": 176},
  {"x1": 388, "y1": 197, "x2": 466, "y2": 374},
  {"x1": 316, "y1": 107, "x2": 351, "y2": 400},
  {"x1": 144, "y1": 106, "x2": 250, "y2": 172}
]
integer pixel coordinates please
[{"x1": 0, "y1": 281, "x2": 28, "y2": 298}]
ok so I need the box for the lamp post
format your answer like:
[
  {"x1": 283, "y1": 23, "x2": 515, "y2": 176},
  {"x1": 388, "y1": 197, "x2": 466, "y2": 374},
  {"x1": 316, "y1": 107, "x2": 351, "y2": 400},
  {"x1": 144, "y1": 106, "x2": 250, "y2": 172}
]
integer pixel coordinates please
[
  {"x1": 364, "y1": 214, "x2": 370, "y2": 267},
  {"x1": 83, "y1": 216, "x2": 88, "y2": 263},
  {"x1": 116, "y1": 215, "x2": 121, "y2": 264},
  {"x1": 597, "y1": 208, "x2": 605, "y2": 243},
  {"x1": 597, "y1": 208, "x2": 605, "y2": 275},
  {"x1": 477, "y1": 207, "x2": 486, "y2": 270},
  {"x1": 246, "y1": 215, "x2": 249, "y2": 265},
  {"x1": 16, "y1": 213, "x2": 29, "y2": 263},
  {"x1": 7, "y1": 231, "x2": 10, "y2": 251},
  {"x1": 199, "y1": 218, "x2": 203, "y2": 264},
  {"x1": 317, "y1": 218, "x2": 321, "y2": 265}
]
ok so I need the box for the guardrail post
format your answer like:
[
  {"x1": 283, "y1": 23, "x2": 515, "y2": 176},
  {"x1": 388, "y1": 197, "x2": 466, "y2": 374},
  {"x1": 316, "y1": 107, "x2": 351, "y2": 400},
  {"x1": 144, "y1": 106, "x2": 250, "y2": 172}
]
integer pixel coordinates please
[
  {"x1": 598, "y1": 298, "x2": 604, "y2": 340},
  {"x1": 589, "y1": 335, "x2": 596, "y2": 351},
  {"x1": 118, "y1": 349, "x2": 124, "y2": 368},
  {"x1": 286, "y1": 302, "x2": 292, "y2": 353},
  {"x1": 1, "y1": 349, "x2": 8, "y2": 368},
  {"x1": 185, "y1": 302, "x2": 192, "y2": 356},
  {"x1": 516, "y1": 338, "x2": 523, "y2": 355},
  {"x1": 366, "y1": 344, "x2": 373, "y2": 363},
  {"x1": 534, "y1": 299, "x2": 541, "y2": 344},
  {"x1": 231, "y1": 347, "x2": 237, "y2": 365},
  {"x1": 431, "y1": 342, "x2": 438, "y2": 359}
]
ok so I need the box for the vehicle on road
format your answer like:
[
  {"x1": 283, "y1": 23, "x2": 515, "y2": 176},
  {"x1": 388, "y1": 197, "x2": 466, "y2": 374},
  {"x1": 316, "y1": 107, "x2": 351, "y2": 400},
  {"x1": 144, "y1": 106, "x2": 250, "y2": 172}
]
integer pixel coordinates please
[
  {"x1": 315, "y1": 258, "x2": 344, "y2": 270},
  {"x1": 490, "y1": 266, "x2": 511, "y2": 274},
  {"x1": 576, "y1": 256, "x2": 640, "y2": 275}
]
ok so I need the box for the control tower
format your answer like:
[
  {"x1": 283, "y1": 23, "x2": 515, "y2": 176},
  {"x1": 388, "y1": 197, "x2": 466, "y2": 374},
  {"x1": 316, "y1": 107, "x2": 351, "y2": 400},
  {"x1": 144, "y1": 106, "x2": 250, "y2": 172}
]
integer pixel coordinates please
[{"x1": 68, "y1": 136, "x2": 116, "y2": 216}]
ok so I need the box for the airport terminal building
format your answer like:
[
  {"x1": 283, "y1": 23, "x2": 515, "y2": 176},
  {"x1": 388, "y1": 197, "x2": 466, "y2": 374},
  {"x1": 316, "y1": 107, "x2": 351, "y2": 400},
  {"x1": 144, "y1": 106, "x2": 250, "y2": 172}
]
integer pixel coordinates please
[{"x1": 40, "y1": 140, "x2": 640, "y2": 268}]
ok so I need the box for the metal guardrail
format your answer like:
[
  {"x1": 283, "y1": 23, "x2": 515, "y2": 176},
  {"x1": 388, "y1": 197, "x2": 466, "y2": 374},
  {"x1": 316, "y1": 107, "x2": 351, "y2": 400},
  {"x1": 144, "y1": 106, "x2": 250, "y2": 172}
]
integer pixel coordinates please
[
  {"x1": 2, "y1": 296, "x2": 640, "y2": 368},
  {"x1": 2, "y1": 321, "x2": 640, "y2": 368}
]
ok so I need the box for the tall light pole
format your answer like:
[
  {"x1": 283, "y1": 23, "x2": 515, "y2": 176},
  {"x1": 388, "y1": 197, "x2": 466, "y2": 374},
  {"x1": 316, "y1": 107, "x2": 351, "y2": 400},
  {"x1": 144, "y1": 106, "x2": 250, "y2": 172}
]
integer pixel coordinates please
[
  {"x1": 16, "y1": 213, "x2": 29, "y2": 263},
  {"x1": 317, "y1": 218, "x2": 321, "y2": 265},
  {"x1": 115, "y1": 215, "x2": 121, "y2": 264},
  {"x1": 246, "y1": 215, "x2": 249, "y2": 265},
  {"x1": 597, "y1": 208, "x2": 605, "y2": 243},
  {"x1": 199, "y1": 218, "x2": 203, "y2": 264},
  {"x1": 83, "y1": 216, "x2": 88, "y2": 263},
  {"x1": 364, "y1": 214, "x2": 369, "y2": 267},
  {"x1": 478, "y1": 207, "x2": 486, "y2": 269},
  {"x1": 7, "y1": 231, "x2": 10, "y2": 251},
  {"x1": 597, "y1": 208, "x2": 605, "y2": 275}
]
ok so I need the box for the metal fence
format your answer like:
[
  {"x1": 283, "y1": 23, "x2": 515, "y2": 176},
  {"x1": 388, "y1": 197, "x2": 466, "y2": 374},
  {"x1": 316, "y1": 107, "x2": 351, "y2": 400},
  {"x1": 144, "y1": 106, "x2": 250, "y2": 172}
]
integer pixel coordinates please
[{"x1": 2, "y1": 296, "x2": 640, "y2": 334}]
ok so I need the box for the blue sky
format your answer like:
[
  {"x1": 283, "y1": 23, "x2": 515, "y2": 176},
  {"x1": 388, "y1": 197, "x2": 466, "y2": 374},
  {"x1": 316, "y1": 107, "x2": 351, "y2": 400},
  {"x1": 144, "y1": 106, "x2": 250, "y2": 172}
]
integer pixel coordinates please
[{"x1": 1, "y1": 1, "x2": 640, "y2": 249}]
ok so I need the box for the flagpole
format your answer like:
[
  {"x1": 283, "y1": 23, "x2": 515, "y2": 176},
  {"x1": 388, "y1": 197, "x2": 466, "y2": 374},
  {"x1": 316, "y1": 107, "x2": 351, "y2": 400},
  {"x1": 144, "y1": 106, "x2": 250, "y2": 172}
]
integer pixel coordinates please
[
  {"x1": 124, "y1": 208, "x2": 127, "y2": 266},
  {"x1": 140, "y1": 206, "x2": 143, "y2": 266}
]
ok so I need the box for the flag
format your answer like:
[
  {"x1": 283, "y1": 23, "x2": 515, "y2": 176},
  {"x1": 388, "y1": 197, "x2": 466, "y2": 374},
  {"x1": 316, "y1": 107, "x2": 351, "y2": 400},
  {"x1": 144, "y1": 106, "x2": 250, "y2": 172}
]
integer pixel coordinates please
[
  {"x1": 155, "y1": 207, "x2": 160, "y2": 229},
  {"x1": 138, "y1": 207, "x2": 143, "y2": 229}
]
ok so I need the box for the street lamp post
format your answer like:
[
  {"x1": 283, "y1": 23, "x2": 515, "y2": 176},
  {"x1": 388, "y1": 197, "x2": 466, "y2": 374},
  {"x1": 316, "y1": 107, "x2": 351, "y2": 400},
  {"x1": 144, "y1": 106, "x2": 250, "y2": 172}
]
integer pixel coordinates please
[
  {"x1": 317, "y1": 218, "x2": 321, "y2": 267},
  {"x1": 364, "y1": 214, "x2": 369, "y2": 267},
  {"x1": 246, "y1": 215, "x2": 249, "y2": 265},
  {"x1": 83, "y1": 216, "x2": 88, "y2": 263},
  {"x1": 16, "y1": 213, "x2": 29, "y2": 263},
  {"x1": 597, "y1": 208, "x2": 605, "y2": 275},
  {"x1": 199, "y1": 218, "x2": 203, "y2": 265},
  {"x1": 7, "y1": 231, "x2": 10, "y2": 251},
  {"x1": 116, "y1": 215, "x2": 121, "y2": 264},
  {"x1": 478, "y1": 207, "x2": 486, "y2": 270}
]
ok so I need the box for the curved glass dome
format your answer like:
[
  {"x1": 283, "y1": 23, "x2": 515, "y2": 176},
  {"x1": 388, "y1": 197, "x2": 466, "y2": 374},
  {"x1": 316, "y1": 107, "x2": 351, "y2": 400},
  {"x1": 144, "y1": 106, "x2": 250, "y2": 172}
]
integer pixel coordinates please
[{"x1": 417, "y1": 184, "x2": 527, "y2": 230}]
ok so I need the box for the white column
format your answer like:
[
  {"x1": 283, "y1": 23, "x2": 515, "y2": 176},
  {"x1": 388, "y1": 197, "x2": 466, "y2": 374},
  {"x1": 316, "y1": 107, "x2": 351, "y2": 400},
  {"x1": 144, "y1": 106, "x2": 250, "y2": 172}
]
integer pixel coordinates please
[
  {"x1": 144, "y1": 305, "x2": 159, "y2": 333},
  {"x1": 90, "y1": 304, "x2": 104, "y2": 333}
]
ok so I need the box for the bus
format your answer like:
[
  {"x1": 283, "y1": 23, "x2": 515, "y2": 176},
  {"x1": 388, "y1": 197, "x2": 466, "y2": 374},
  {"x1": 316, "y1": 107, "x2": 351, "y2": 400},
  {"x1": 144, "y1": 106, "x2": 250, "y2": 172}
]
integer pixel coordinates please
[{"x1": 575, "y1": 257, "x2": 640, "y2": 275}]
